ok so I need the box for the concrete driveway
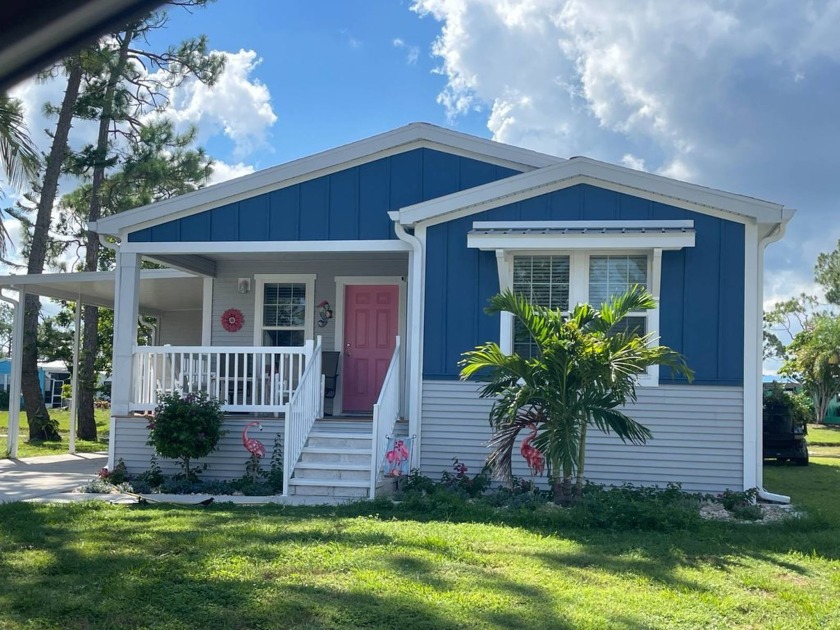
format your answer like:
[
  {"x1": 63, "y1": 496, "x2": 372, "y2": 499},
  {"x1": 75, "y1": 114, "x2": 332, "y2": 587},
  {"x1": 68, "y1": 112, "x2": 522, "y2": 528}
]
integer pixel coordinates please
[{"x1": 0, "y1": 452, "x2": 106, "y2": 503}]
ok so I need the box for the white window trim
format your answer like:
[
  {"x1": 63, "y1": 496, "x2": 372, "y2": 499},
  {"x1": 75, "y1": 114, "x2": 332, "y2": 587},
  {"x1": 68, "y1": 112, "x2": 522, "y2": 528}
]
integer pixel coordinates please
[
  {"x1": 495, "y1": 249, "x2": 663, "y2": 387},
  {"x1": 253, "y1": 273, "x2": 317, "y2": 346}
]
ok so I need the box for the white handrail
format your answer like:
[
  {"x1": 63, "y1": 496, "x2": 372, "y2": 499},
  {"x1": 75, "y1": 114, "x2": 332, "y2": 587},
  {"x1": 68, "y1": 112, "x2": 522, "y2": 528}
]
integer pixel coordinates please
[
  {"x1": 283, "y1": 336, "x2": 323, "y2": 497},
  {"x1": 371, "y1": 336, "x2": 401, "y2": 498},
  {"x1": 131, "y1": 345, "x2": 310, "y2": 413}
]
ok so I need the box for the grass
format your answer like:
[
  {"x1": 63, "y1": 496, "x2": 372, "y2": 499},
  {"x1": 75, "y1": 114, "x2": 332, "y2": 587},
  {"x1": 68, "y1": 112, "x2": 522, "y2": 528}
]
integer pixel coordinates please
[
  {"x1": 0, "y1": 451, "x2": 838, "y2": 628},
  {"x1": 0, "y1": 409, "x2": 110, "y2": 458},
  {"x1": 807, "y1": 423, "x2": 840, "y2": 446}
]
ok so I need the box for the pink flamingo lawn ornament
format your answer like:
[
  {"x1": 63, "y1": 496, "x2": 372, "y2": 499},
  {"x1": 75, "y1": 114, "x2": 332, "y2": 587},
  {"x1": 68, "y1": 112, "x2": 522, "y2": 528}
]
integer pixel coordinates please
[
  {"x1": 385, "y1": 438, "x2": 410, "y2": 476},
  {"x1": 242, "y1": 421, "x2": 266, "y2": 458},
  {"x1": 520, "y1": 424, "x2": 545, "y2": 483}
]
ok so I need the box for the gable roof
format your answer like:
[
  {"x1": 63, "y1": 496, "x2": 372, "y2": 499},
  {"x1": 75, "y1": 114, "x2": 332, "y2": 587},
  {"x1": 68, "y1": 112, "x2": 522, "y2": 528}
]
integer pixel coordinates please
[
  {"x1": 393, "y1": 156, "x2": 793, "y2": 228},
  {"x1": 92, "y1": 122, "x2": 563, "y2": 237}
]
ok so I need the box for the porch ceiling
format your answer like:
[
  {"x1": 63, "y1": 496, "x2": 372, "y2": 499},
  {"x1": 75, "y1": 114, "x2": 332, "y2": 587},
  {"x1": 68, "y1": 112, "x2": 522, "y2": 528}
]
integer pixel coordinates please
[{"x1": 0, "y1": 269, "x2": 203, "y2": 315}]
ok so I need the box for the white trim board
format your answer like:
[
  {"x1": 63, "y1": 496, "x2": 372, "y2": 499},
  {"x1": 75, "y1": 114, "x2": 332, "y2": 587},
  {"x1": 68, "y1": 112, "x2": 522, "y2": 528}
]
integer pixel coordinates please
[
  {"x1": 93, "y1": 122, "x2": 562, "y2": 237},
  {"x1": 333, "y1": 276, "x2": 407, "y2": 417},
  {"x1": 120, "y1": 240, "x2": 412, "y2": 255},
  {"x1": 398, "y1": 158, "x2": 789, "y2": 228},
  {"x1": 468, "y1": 231, "x2": 695, "y2": 251}
]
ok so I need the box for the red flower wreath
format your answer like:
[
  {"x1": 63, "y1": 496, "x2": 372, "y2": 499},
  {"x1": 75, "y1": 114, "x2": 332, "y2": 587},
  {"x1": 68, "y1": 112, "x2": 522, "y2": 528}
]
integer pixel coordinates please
[{"x1": 221, "y1": 308, "x2": 244, "y2": 333}]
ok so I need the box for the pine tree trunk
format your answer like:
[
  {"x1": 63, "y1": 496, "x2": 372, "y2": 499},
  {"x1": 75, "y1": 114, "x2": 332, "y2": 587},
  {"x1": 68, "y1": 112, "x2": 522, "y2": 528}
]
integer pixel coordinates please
[
  {"x1": 77, "y1": 29, "x2": 133, "y2": 440},
  {"x1": 76, "y1": 305, "x2": 99, "y2": 440},
  {"x1": 23, "y1": 61, "x2": 83, "y2": 440}
]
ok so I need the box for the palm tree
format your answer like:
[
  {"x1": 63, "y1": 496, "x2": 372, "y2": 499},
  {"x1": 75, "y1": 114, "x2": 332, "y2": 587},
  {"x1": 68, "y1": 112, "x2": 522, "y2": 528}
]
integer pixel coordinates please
[
  {"x1": 459, "y1": 286, "x2": 693, "y2": 503},
  {"x1": 0, "y1": 93, "x2": 40, "y2": 255}
]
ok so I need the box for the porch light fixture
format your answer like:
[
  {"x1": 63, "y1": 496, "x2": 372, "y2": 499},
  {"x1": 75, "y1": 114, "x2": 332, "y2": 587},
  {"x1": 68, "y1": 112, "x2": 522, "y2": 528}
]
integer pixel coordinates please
[{"x1": 238, "y1": 278, "x2": 251, "y2": 294}]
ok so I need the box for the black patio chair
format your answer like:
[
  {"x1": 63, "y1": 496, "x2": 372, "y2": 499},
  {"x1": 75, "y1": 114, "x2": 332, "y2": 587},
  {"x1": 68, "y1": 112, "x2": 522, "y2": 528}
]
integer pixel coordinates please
[{"x1": 321, "y1": 351, "x2": 340, "y2": 415}]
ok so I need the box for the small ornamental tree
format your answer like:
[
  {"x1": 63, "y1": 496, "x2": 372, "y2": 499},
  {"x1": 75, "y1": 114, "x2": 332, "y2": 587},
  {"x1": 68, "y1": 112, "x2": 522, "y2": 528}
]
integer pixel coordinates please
[
  {"x1": 146, "y1": 391, "x2": 225, "y2": 479},
  {"x1": 460, "y1": 287, "x2": 692, "y2": 503}
]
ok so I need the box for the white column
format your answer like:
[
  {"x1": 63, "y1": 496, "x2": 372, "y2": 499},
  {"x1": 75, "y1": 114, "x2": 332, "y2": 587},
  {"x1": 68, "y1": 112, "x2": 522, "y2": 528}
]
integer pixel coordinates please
[
  {"x1": 111, "y1": 251, "x2": 141, "y2": 418},
  {"x1": 6, "y1": 290, "x2": 24, "y2": 458},
  {"x1": 69, "y1": 299, "x2": 81, "y2": 454},
  {"x1": 201, "y1": 277, "x2": 213, "y2": 345},
  {"x1": 496, "y1": 251, "x2": 514, "y2": 354}
]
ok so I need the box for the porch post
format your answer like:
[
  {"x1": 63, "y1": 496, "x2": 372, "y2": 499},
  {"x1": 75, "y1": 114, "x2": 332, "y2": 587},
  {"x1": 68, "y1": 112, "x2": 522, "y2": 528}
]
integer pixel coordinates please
[
  {"x1": 111, "y1": 251, "x2": 141, "y2": 418},
  {"x1": 69, "y1": 298, "x2": 82, "y2": 454},
  {"x1": 5, "y1": 289, "x2": 25, "y2": 457}
]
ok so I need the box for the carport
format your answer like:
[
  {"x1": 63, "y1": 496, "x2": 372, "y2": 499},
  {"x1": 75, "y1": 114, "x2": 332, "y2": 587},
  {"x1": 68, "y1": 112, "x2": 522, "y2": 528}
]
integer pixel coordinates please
[{"x1": 0, "y1": 269, "x2": 204, "y2": 457}]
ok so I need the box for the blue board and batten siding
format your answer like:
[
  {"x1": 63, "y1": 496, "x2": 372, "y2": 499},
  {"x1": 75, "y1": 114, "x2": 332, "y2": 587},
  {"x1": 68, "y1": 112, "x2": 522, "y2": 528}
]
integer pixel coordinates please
[
  {"x1": 127, "y1": 148, "x2": 521, "y2": 243},
  {"x1": 423, "y1": 183, "x2": 745, "y2": 386}
]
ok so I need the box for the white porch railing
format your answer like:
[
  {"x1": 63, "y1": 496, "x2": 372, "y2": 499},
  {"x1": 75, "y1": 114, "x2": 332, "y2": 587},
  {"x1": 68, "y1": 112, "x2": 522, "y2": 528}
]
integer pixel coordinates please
[
  {"x1": 131, "y1": 343, "x2": 312, "y2": 413},
  {"x1": 283, "y1": 336, "x2": 323, "y2": 497},
  {"x1": 370, "y1": 336, "x2": 401, "y2": 497}
]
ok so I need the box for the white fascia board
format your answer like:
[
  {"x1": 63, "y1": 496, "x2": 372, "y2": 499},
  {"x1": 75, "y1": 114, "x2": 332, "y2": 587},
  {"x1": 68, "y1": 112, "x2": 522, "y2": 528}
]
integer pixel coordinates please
[
  {"x1": 467, "y1": 231, "x2": 695, "y2": 251},
  {"x1": 0, "y1": 268, "x2": 195, "y2": 289},
  {"x1": 120, "y1": 239, "x2": 412, "y2": 255},
  {"x1": 93, "y1": 122, "x2": 562, "y2": 237},
  {"x1": 399, "y1": 157, "x2": 789, "y2": 228}
]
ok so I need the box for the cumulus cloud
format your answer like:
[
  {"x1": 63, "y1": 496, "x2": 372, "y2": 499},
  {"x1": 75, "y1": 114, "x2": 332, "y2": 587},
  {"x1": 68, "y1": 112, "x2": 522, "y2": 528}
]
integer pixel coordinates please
[
  {"x1": 161, "y1": 49, "x2": 277, "y2": 158},
  {"x1": 411, "y1": 0, "x2": 840, "y2": 306},
  {"x1": 207, "y1": 160, "x2": 256, "y2": 186}
]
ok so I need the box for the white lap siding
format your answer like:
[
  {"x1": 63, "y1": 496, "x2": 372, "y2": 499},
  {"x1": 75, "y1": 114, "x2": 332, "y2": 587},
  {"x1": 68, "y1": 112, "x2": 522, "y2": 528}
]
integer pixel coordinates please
[
  {"x1": 111, "y1": 416, "x2": 284, "y2": 481},
  {"x1": 420, "y1": 380, "x2": 744, "y2": 494}
]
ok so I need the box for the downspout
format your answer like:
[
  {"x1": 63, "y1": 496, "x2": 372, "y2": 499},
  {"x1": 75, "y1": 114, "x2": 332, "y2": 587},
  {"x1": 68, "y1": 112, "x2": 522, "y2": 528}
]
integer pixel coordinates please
[
  {"x1": 393, "y1": 219, "x2": 425, "y2": 468},
  {"x1": 756, "y1": 219, "x2": 790, "y2": 504}
]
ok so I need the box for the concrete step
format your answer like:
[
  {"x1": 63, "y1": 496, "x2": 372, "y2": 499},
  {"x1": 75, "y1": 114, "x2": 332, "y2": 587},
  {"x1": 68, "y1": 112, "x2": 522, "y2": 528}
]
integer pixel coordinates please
[
  {"x1": 288, "y1": 478, "x2": 370, "y2": 498},
  {"x1": 306, "y1": 433, "x2": 372, "y2": 449},
  {"x1": 294, "y1": 465, "x2": 369, "y2": 481},
  {"x1": 299, "y1": 447, "x2": 371, "y2": 465}
]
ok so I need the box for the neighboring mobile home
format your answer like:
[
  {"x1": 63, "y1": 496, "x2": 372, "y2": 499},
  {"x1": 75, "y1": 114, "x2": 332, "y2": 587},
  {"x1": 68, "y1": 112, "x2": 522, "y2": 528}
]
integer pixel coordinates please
[{"x1": 0, "y1": 123, "x2": 794, "y2": 499}]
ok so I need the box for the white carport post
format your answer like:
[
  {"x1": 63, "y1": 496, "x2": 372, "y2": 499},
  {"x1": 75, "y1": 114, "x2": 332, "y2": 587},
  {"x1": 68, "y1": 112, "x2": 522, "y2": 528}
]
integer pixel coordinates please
[
  {"x1": 110, "y1": 251, "x2": 141, "y2": 468},
  {"x1": 68, "y1": 297, "x2": 82, "y2": 454},
  {"x1": 4, "y1": 288, "x2": 25, "y2": 458}
]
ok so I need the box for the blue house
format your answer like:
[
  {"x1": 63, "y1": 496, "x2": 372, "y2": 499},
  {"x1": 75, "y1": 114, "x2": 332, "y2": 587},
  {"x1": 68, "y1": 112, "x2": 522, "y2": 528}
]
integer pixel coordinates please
[{"x1": 75, "y1": 123, "x2": 792, "y2": 499}]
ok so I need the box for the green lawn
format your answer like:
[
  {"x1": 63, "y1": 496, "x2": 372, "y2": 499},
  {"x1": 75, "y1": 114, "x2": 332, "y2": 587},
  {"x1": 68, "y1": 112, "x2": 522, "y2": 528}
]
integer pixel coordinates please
[
  {"x1": 807, "y1": 423, "x2": 840, "y2": 446},
  {"x1": 0, "y1": 409, "x2": 110, "y2": 458},
  {"x1": 0, "y1": 451, "x2": 838, "y2": 628}
]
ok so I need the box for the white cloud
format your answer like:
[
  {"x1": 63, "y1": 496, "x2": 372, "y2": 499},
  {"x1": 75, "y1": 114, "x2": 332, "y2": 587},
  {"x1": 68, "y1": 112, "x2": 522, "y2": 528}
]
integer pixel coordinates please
[
  {"x1": 411, "y1": 0, "x2": 840, "y2": 305},
  {"x1": 393, "y1": 38, "x2": 420, "y2": 65},
  {"x1": 207, "y1": 160, "x2": 256, "y2": 186},
  {"x1": 161, "y1": 49, "x2": 277, "y2": 158},
  {"x1": 620, "y1": 154, "x2": 646, "y2": 172}
]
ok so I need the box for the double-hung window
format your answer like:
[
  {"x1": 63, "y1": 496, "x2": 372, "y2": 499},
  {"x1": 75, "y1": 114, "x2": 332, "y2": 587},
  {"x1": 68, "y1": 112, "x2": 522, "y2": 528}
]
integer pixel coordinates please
[
  {"x1": 467, "y1": 220, "x2": 697, "y2": 387},
  {"x1": 511, "y1": 253, "x2": 650, "y2": 357},
  {"x1": 253, "y1": 274, "x2": 316, "y2": 347}
]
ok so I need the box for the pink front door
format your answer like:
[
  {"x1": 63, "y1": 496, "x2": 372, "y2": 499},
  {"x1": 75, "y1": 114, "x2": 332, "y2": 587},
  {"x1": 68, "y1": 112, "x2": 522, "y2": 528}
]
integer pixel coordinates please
[{"x1": 343, "y1": 284, "x2": 399, "y2": 413}]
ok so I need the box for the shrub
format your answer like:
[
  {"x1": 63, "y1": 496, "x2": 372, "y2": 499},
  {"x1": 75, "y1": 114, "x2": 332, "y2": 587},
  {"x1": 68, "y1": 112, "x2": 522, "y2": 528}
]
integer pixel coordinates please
[
  {"x1": 98, "y1": 458, "x2": 128, "y2": 485},
  {"x1": 266, "y1": 432, "x2": 284, "y2": 492},
  {"x1": 718, "y1": 488, "x2": 763, "y2": 520},
  {"x1": 146, "y1": 391, "x2": 225, "y2": 480}
]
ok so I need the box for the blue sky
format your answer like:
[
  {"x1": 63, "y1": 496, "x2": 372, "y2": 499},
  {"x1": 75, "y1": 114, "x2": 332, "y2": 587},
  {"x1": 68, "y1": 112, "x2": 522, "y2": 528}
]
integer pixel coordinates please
[
  {"x1": 11, "y1": 0, "x2": 840, "y2": 355},
  {"x1": 148, "y1": 0, "x2": 473, "y2": 166}
]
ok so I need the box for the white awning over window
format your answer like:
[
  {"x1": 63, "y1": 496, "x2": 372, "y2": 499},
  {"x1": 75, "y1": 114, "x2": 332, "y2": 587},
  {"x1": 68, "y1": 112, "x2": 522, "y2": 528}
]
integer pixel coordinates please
[{"x1": 467, "y1": 220, "x2": 695, "y2": 251}]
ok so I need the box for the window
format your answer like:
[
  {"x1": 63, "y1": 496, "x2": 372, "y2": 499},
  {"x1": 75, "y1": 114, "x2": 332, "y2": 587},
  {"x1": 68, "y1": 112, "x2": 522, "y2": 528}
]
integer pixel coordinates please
[
  {"x1": 254, "y1": 274, "x2": 316, "y2": 347},
  {"x1": 468, "y1": 220, "x2": 694, "y2": 388},
  {"x1": 589, "y1": 255, "x2": 648, "y2": 337},
  {"x1": 512, "y1": 255, "x2": 570, "y2": 357},
  {"x1": 262, "y1": 283, "x2": 306, "y2": 346},
  {"x1": 511, "y1": 252, "x2": 651, "y2": 357}
]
